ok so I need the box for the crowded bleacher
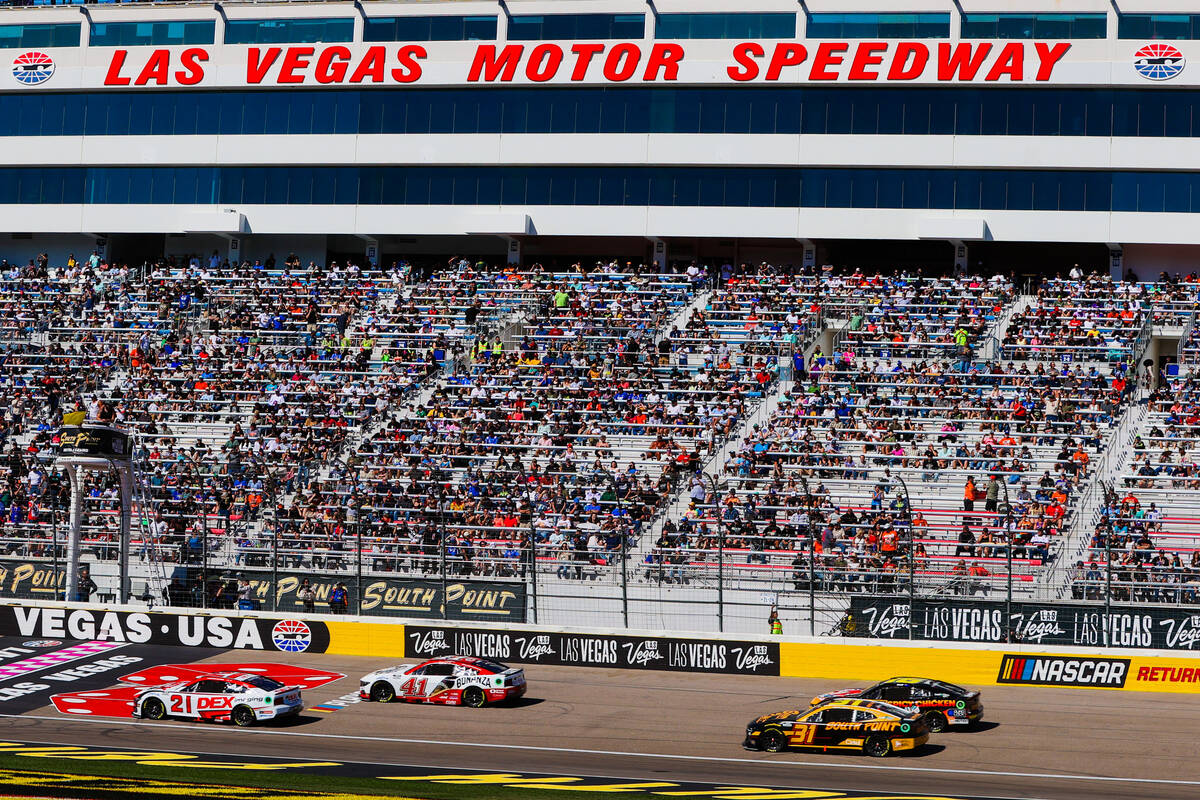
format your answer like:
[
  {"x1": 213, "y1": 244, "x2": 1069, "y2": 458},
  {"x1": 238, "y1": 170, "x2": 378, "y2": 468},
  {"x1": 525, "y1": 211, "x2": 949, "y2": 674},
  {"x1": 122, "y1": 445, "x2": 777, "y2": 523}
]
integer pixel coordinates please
[{"x1": 1, "y1": 251, "x2": 1196, "y2": 610}]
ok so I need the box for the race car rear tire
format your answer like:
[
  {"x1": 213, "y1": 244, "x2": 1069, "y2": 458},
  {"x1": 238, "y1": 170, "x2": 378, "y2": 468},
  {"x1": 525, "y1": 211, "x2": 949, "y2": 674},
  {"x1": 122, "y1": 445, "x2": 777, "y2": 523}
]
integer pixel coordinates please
[
  {"x1": 142, "y1": 698, "x2": 166, "y2": 721},
  {"x1": 760, "y1": 729, "x2": 788, "y2": 753},
  {"x1": 232, "y1": 705, "x2": 256, "y2": 727},
  {"x1": 864, "y1": 736, "x2": 891, "y2": 757},
  {"x1": 462, "y1": 686, "x2": 486, "y2": 708},
  {"x1": 924, "y1": 712, "x2": 948, "y2": 733},
  {"x1": 370, "y1": 681, "x2": 395, "y2": 703}
]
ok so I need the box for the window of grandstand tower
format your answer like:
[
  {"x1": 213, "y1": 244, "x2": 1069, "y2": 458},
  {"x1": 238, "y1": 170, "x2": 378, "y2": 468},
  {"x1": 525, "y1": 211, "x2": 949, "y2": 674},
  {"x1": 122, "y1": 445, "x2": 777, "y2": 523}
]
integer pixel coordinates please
[
  {"x1": 507, "y1": 13, "x2": 645, "y2": 40},
  {"x1": 6, "y1": 165, "x2": 1200, "y2": 213},
  {"x1": 223, "y1": 17, "x2": 354, "y2": 45},
  {"x1": 90, "y1": 20, "x2": 216, "y2": 47},
  {"x1": 804, "y1": 13, "x2": 950, "y2": 38},
  {"x1": 960, "y1": 13, "x2": 1107, "y2": 39},
  {"x1": 654, "y1": 12, "x2": 796, "y2": 39},
  {"x1": 363, "y1": 15, "x2": 497, "y2": 42},
  {"x1": 0, "y1": 22, "x2": 80, "y2": 48},
  {"x1": 1118, "y1": 14, "x2": 1200, "y2": 40},
  {"x1": 13, "y1": 87, "x2": 1200, "y2": 139}
]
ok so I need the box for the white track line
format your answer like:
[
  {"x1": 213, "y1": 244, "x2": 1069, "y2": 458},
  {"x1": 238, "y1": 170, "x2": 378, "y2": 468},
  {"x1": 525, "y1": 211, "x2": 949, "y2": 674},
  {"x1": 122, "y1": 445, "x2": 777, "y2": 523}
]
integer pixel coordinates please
[{"x1": 2, "y1": 713, "x2": 1194, "y2": 788}]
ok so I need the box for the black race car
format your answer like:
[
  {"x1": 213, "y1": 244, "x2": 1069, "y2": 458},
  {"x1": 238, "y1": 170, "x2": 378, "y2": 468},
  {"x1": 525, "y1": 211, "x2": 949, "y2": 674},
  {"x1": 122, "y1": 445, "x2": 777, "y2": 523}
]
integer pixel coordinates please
[
  {"x1": 810, "y1": 676, "x2": 983, "y2": 732},
  {"x1": 743, "y1": 698, "x2": 929, "y2": 757}
]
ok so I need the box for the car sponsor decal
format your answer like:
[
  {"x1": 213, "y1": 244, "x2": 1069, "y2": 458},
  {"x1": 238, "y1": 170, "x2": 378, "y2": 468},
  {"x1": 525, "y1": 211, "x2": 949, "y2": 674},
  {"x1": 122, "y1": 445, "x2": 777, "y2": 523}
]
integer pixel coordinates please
[
  {"x1": 997, "y1": 655, "x2": 1130, "y2": 687},
  {"x1": 405, "y1": 625, "x2": 779, "y2": 675}
]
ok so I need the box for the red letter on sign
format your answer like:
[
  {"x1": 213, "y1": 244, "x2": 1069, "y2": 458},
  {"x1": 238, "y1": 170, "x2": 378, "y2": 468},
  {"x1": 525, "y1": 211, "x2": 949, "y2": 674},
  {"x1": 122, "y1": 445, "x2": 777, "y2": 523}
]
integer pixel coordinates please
[
  {"x1": 848, "y1": 42, "x2": 886, "y2": 80},
  {"x1": 392, "y1": 45, "x2": 425, "y2": 83},
  {"x1": 603, "y1": 43, "x2": 640, "y2": 82},
  {"x1": 104, "y1": 50, "x2": 131, "y2": 86},
  {"x1": 810, "y1": 42, "x2": 847, "y2": 81},
  {"x1": 888, "y1": 43, "x2": 928, "y2": 80},
  {"x1": 315, "y1": 46, "x2": 350, "y2": 84},
  {"x1": 350, "y1": 46, "x2": 386, "y2": 83},
  {"x1": 526, "y1": 43, "x2": 563, "y2": 82},
  {"x1": 468, "y1": 44, "x2": 523, "y2": 82},
  {"x1": 175, "y1": 48, "x2": 208, "y2": 86},
  {"x1": 766, "y1": 43, "x2": 806, "y2": 81},
  {"x1": 247, "y1": 47, "x2": 281, "y2": 84},
  {"x1": 727, "y1": 42, "x2": 764, "y2": 81},
  {"x1": 278, "y1": 47, "x2": 314, "y2": 84},
  {"x1": 985, "y1": 43, "x2": 1023, "y2": 82},
  {"x1": 937, "y1": 43, "x2": 991, "y2": 81},
  {"x1": 135, "y1": 50, "x2": 170, "y2": 86},
  {"x1": 569, "y1": 43, "x2": 604, "y2": 80},
  {"x1": 643, "y1": 43, "x2": 683, "y2": 81},
  {"x1": 1034, "y1": 42, "x2": 1070, "y2": 81}
]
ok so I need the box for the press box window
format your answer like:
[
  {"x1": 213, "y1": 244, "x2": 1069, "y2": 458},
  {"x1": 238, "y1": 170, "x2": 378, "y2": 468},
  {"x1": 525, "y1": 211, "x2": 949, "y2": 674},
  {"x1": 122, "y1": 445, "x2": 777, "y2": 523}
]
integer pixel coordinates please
[
  {"x1": 961, "y1": 14, "x2": 1107, "y2": 39},
  {"x1": 507, "y1": 14, "x2": 645, "y2": 41},
  {"x1": 655, "y1": 13, "x2": 796, "y2": 40},
  {"x1": 1118, "y1": 15, "x2": 1200, "y2": 40},
  {"x1": 0, "y1": 23, "x2": 81, "y2": 49},
  {"x1": 90, "y1": 21, "x2": 216, "y2": 47},
  {"x1": 364, "y1": 15, "x2": 497, "y2": 42},
  {"x1": 805, "y1": 13, "x2": 951, "y2": 39},
  {"x1": 224, "y1": 18, "x2": 354, "y2": 45}
]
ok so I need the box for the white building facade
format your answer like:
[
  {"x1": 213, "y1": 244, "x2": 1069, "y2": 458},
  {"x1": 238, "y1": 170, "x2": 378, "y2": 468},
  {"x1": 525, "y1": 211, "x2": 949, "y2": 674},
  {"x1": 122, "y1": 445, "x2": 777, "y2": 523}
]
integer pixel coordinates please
[{"x1": 3, "y1": 0, "x2": 1200, "y2": 273}]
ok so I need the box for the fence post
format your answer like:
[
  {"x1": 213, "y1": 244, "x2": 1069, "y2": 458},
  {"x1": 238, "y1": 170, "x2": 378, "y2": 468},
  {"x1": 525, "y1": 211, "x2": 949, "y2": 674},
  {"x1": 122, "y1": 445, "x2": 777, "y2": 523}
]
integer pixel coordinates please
[
  {"x1": 271, "y1": 522, "x2": 278, "y2": 613},
  {"x1": 355, "y1": 517, "x2": 363, "y2": 617},
  {"x1": 439, "y1": 501, "x2": 448, "y2": 621}
]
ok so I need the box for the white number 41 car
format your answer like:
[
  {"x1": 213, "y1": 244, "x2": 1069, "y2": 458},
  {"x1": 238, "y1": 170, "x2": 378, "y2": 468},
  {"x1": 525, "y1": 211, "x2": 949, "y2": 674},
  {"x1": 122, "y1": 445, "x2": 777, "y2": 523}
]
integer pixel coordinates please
[
  {"x1": 133, "y1": 672, "x2": 304, "y2": 726},
  {"x1": 359, "y1": 655, "x2": 526, "y2": 707}
]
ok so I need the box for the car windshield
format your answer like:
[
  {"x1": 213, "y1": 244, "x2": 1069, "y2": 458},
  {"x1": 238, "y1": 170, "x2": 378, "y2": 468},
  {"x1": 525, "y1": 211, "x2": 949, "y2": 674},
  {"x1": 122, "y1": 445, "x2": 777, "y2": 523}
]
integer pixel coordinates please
[
  {"x1": 929, "y1": 680, "x2": 969, "y2": 695},
  {"x1": 239, "y1": 675, "x2": 285, "y2": 691},
  {"x1": 471, "y1": 659, "x2": 510, "y2": 673}
]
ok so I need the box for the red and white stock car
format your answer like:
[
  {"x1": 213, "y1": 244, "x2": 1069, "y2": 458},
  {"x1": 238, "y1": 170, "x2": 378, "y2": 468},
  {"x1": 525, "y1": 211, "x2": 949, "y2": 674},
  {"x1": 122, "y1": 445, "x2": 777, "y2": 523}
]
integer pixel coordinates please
[
  {"x1": 133, "y1": 672, "x2": 303, "y2": 726},
  {"x1": 359, "y1": 656, "x2": 526, "y2": 707},
  {"x1": 51, "y1": 663, "x2": 345, "y2": 726}
]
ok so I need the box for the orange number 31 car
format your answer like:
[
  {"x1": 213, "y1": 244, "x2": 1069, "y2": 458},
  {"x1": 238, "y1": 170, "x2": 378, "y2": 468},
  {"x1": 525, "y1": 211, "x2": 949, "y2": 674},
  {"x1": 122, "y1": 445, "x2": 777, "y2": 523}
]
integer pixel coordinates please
[{"x1": 743, "y1": 698, "x2": 929, "y2": 757}]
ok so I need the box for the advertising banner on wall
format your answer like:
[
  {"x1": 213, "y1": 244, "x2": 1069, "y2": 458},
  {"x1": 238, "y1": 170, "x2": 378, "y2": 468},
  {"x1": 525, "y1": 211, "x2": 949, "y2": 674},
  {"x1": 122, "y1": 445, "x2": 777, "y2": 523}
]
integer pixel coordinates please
[
  {"x1": 846, "y1": 597, "x2": 1200, "y2": 651},
  {"x1": 404, "y1": 624, "x2": 779, "y2": 675},
  {"x1": 0, "y1": 605, "x2": 330, "y2": 653},
  {"x1": 248, "y1": 572, "x2": 527, "y2": 622},
  {"x1": 0, "y1": 561, "x2": 66, "y2": 600}
]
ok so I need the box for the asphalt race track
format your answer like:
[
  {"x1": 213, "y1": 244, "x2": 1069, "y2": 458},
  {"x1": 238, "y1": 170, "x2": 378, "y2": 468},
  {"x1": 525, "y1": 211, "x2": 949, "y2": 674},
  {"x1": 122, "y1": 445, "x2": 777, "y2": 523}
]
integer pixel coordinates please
[{"x1": 0, "y1": 641, "x2": 1195, "y2": 800}]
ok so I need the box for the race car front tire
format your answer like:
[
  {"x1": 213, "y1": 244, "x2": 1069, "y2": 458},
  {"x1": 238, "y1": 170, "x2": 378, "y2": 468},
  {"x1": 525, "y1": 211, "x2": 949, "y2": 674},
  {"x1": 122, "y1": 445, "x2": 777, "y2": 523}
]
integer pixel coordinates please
[
  {"x1": 370, "y1": 681, "x2": 396, "y2": 703},
  {"x1": 864, "y1": 736, "x2": 891, "y2": 757},
  {"x1": 142, "y1": 698, "x2": 166, "y2": 721},
  {"x1": 232, "y1": 705, "x2": 257, "y2": 727},
  {"x1": 462, "y1": 686, "x2": 487, "y2": 708},
  {"x1": 760, "y1": 729, "x2": 788, "y2": 753},
  {"x1": 924, "y1": 712, "x2": 947, "y2": 733}
]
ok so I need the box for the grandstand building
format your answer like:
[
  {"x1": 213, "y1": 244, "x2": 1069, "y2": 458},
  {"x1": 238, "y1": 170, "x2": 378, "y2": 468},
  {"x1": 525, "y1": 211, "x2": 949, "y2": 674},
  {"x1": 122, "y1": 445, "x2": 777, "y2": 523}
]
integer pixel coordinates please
[{"x1": 2, "y1": 0, "x2": 1200, "y2": 274}]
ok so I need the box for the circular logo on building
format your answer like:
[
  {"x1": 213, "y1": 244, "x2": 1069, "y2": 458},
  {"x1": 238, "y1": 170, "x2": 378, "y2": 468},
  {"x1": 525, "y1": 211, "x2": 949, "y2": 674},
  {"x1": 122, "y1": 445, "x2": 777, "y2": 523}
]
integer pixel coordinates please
[
  {"x1": 22, "y1": 639, "x2": 62, "y2": 648},
  {"x1": 271, "y1": 619, "x2": 312, "y2": 653},
  {"x1": 12, "y1": 52, "x2": 55, "y2": 86},
  {"x1": 1134, "y1": 43, "x2": 1185, "y2": 81}
]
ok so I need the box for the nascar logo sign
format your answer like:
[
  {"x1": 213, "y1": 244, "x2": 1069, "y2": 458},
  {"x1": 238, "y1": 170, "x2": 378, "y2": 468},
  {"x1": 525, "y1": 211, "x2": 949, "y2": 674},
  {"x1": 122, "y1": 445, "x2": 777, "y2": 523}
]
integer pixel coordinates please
[
  {"x1": 998, "y1": 655, "x2": 1129, "y2": 688},
  {"x1": 12, "y1": 52, "x2": 54, "y2": 86},
  {"x1": 1134, "y1": 43, "x2": 1185, "y2": 81}
]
